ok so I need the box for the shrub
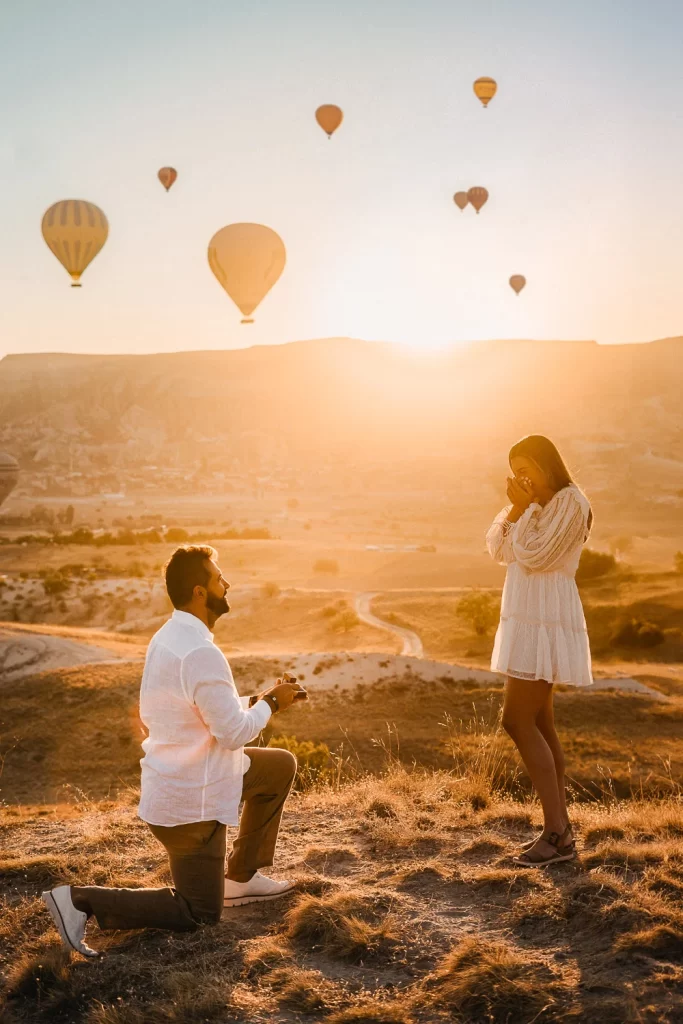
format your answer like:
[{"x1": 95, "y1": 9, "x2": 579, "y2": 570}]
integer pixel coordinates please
[
  {"x1": 42, "y1": 573, "x2": 70, "y2": 597},
  {"x1": 675, "y1": 551, "x2": 683, "y2": 574},
  {"x1": 576, "y1": 548, "x2": 617, "y2": 582},
  {"x1": 165, "y1": 527, "x2": 190, "y2": 542},
  {"x1": 456, "y1": 590, "x2": 499, "y2": 637},
  {"x1": 262, "y1": 581, "x2": 281, "y2": 599},
  {"x1": 320, "y1": 604, "x2": 339, "y2": 618},
  {"x1": 314, "y1": 559, "x2": 339, "y2": 575},
  {"x1": 610, "y1": 618, "x2": 665, "y2": 649},
  {"x1": 269, "y1": 735, "x2": 335, "y2": 790},
  {"x1": 333, "y1": 609, "x2": 360, "y2": 633}
]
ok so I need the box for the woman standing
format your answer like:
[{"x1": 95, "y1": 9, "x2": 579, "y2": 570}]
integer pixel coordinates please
[{"x1": 486, "y1": 435, "x2": 593, "y2": 866}]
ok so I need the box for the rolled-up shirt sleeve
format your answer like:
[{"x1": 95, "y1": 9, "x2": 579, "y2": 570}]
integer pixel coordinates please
[
  {"x1": 182, "y1": 646, "x2": 272, "y2": 750},
  {"x1": 511, "y1": 490, "x2": 587, "y2": 572},
  {"x1": 486, "y1": 504, "x2": 517, "y2": 565}
]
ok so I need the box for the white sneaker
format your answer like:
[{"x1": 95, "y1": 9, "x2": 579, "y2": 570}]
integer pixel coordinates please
[
  {"x1": 223, "y1": 871, "x2": 295, "y2": 908},
  {"x1": 42, "y1": 885, "x2": 101, "y2": 958}
]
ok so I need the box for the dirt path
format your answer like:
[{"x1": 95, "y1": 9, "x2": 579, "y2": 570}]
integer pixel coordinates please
[
  {"x1": 0, "y1": 624, "x2": 145, "y2": 685},
  {"x1": 354, "y1": 592, "x2": 424, "y2": 657}
]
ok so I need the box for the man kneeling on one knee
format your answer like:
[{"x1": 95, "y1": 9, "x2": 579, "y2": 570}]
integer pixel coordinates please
[{"x1": 43, "y1": 545, "x2": 307, "y2": 958}]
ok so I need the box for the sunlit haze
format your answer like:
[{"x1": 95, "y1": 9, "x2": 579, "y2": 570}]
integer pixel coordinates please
[{"x1": 2, "y1": 0, "x2": 683, "y2": 355}]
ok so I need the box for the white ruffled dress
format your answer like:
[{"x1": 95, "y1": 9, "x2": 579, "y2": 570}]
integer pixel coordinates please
[{"x1": 486, "y1": 484, "x2": 593, "y2": 686}]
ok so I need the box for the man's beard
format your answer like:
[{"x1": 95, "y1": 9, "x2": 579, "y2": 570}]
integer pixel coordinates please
[{"x1": 206, "y1": 592, "x2": 230, "y2": 619}]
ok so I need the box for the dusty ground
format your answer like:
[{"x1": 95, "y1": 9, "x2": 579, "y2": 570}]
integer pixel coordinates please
[{"x1": 2, "y1": 769, "x2": 683, "y2": 1022}]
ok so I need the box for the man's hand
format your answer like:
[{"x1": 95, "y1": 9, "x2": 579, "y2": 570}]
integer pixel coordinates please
[{"x1": 264, "y1": 674, "x2": 308, "y2": 712}]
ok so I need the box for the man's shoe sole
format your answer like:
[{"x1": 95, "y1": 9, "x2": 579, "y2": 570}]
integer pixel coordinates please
[
  {"x1": 41, "y1": 891, "x2": 100, "y2": 959},
  {"x1": 224, "y1": 885, "x2": 295, "y2": 908}
]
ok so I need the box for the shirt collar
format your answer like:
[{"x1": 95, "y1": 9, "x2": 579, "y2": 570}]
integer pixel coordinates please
[{"x1": 171, "y1": 609, "x2": 214, "y2": 641}]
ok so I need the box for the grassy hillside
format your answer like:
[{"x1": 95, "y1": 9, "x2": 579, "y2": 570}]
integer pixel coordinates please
[{"x1": 2, "y1": 762, "x2": 683, "y2": 1020}]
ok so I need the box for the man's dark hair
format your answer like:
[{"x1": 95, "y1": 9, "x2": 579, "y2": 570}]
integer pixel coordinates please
[{"x1": 164, "y1": 545, "x2": 218, "y2": 609}]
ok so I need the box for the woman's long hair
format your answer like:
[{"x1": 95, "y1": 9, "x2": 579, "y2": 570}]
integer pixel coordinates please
[{"x1": 509, "y1": 434, "x2": 593, "y2": 530}]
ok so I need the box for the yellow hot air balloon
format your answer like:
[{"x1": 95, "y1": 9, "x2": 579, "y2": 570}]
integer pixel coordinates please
[
  {"x1": 467, "y1": 187, "x2": 489, "y2": 214},
  {"x1": 158, "y1": 167, "x2": 178, "y2": 191},
  {"x1": 208, "y1": 223, "x2": 286, "y2": 324},
  {"x1": 509, "y1": 274, "x2": 526, "y2": 295},
  {"x1": 473, "y1": 77, "x2": 497, "y2": 108},
  {"x1": 315, "y1": 104, "x2": 343, "y2": 138},
  {"x1": 41, "y1": 200, "x2": 108, "y2": 287},
  {"x1": 453, "y1": 191, "x2": 469, "y2": 211}
]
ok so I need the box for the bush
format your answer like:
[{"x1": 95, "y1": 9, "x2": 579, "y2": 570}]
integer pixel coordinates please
[
  {"x1": 165, "y1": 527, "x2": 190, "y2": 542},
  {"x1": 333, "y1": 609, "x2": 360, "y2": 633},
  {"x1": 314, "y1": 559, "x2": 339, "y2": 575},
  {"x1": 456, "y1": 591, "x2": 499, "y2": 637},
  {"x1": 262, "y1": 581, "x2": 281, "y2": 599},
  {"x1": 268, "y1": 735, "x2": 335, "y2": 790},
  {"x1": 576, "y1": 548, "x2": 617, "y2": 582},
  {"x1": 675, "y1": 551, "x2": 683, "y2": 574},
  {"x1": 42, "y1": 573, "x2": 70, "y2": 597},
  {"x1": 610, "y1": 618, "x2": 665, "y2": 649}
]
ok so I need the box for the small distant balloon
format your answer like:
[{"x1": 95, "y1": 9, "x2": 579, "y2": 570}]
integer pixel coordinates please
[
  {"x1": 467, "y1": 187, "x2": 489, "y2": 214},
  {"x1": 315, "y1": 104, "x2": 343, "y2": 138},
  {"x1": 509, "y1": 275, "x2": 527, "y2": 295},
  {"x1": 158, "y1": 167, "x2": 178, "y2": 192},
  {"x1": 453, "y1": 191, "x2": 469, "y2": 211},
  {"x1": 41, "y1": 200, "x2": 109, "y2": 287},
  {"x1": 473, "y1": 77, "x2": 497, "y2": 108},
  {"x1": 208, "y1": 223, "x2": 286, "y2": 323}
]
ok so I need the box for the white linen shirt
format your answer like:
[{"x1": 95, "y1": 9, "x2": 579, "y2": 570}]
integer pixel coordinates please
[{"x1": 137, "y1": 609, "x2": 272, "y2": 827}]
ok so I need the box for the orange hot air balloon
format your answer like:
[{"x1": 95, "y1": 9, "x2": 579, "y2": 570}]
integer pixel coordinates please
[
  {"x1": 467, "y1": 187, "x2": 489, "y2": 214},
  {"x1": 315, "y1": 104, "x2": 343, "y2": 138},
  {"x1": 208, "y1": 223, "x2": 286, "y2": 323},
  {"x1": 453, "y1": 191, "x2": 469, "y2": 211},
  {"x1": 41, "y1": 200, "x2": 109, "y2": 287},
  {"x1": 158, "y1": 167, "x2": 178, "y2": 192},
  {"x1": 509, "y1": 274, "x2": 526, "y2": 295},
  {"x1": 473, "y1": 77, "x2": 497, "y2": 108}
]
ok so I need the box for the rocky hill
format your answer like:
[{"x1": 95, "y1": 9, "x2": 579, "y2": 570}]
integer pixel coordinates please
[{"x1": 1, "y1": 336, "x2": 682, "y2": 503}]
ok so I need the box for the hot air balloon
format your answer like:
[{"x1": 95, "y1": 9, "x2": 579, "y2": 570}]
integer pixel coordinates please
[
  {"x1": 0, "y1": 453, "x2": 19, "y2": 508},
  {"x1": 467, "y1": 187, "x2": 489, "y2": 214},
  {"x1": 473, "y1": 77, "x2": 497, "y2": 108},
  {"x1": 509, "y1": 274, "x2": 526, "y2": 295},
  {"x1": 453, "y1": 191, "x2": 469, "y2": 211},
  {"x1": 208, "y1": 223, "x2": 286, "y2": 324},
  {"x1": 41, "y1": 200, "x2": 108, "y2": 287},
  {"x1": 315, "y1": 104, "x2": 343, "y2": 138},
  {"x1": 158, "y1": 167, "x2": 178, "y2": 192}
]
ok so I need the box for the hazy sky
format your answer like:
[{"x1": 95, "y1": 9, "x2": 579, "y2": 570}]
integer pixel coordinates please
[{"x1": 2, "y1": 0, "x2": 682, "y2": 355}]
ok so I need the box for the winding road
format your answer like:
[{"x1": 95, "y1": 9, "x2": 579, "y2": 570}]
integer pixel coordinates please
[{"x1": 354, "y1": 592, "x2": 424, "y2": 658}]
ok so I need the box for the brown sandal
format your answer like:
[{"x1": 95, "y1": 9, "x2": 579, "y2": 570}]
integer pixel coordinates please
[
  {"x1": 520, "y1": 823, "x2": 574, "y2": 853},
  {"x1": 513, "y1": 826, "x2": 576, "y2": 867}
]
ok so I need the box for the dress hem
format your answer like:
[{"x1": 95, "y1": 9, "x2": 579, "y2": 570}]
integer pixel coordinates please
[{"x1": 492, "y1": 666, "x2": 593, "y2": 687}]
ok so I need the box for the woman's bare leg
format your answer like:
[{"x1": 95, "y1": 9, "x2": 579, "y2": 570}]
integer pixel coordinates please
[
  {"x1": 502, "y1": 678, "x2": 565, "y2": 846},
  {"x1": 535, "y1": 685, "x2": 569, "y2": 828}
]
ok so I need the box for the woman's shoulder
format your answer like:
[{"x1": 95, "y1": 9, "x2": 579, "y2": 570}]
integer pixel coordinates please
[{"x1": 550, "y1": 483, "x2": 591, "y2": 519}]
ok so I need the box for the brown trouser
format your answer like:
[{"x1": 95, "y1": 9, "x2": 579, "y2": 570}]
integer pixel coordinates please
[{"x1": 77, "y1": 746, "x2": 297, "y2": 931}]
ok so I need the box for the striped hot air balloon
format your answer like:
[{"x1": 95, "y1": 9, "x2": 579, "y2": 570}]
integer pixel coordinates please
[
  {"x1": 0, "y1": 453, "x2": 19, "y2": 508},
  {"x1": 158, "y1": 167, "x2": 178, "y2": 192},
  {"x1": 208, "y1": 223, "x2": 286, "y2": 324},
  {"x1": 467, "y1": 187, "x2": 489, "y2": 214},
  {"x1": 41, "y1": 200, "x2": 109, "y2": 287},
  {"x1": 473, "y1": 77, "x2": 497, "y2": 108}
]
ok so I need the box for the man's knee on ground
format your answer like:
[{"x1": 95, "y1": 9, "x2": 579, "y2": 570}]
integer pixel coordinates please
[{"x1": 193, "y1": 904, "x2": 223, "y2": 926}]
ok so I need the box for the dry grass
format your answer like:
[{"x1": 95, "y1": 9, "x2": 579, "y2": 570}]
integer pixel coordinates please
[
  {"x1": 3, "y1": 670, "x2": 683, "y2": 1021},
  {"x1": 422, "y1": 935, "x2": 570, "y2": 1022}
]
